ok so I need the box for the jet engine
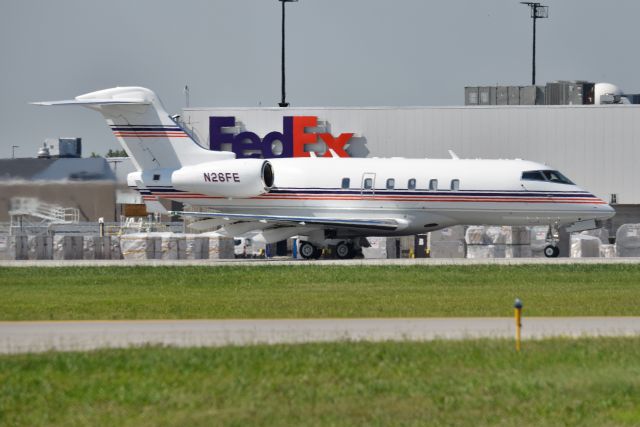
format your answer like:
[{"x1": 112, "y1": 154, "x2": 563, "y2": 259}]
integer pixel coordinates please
[{"x1": 172, "y1": 159, "x2": 274, "y2": 198}]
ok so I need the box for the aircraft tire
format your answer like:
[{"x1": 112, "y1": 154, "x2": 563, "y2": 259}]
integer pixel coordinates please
[
  {"x1": 299, "y1": 242, "x2": 317, "y2": 259},
  {"x1": 336, "y1": 242, "x2": 353, "y2": 259},
  {"x1": 544, "y1": 245, "x2": 560, "y2": 258}
]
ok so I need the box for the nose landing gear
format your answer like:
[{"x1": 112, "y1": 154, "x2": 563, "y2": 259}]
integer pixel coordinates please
[
  {"x1": 544, "y1": 224, "x2": 560, "y2": 258},
  {"x1": 544, "y1": 244, "x2": 560, "y2": 258}
]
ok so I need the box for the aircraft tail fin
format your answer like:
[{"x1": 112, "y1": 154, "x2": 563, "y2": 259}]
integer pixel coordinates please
[{"x1": 33, "y1": 87, "x2": 233, "y2": 171}]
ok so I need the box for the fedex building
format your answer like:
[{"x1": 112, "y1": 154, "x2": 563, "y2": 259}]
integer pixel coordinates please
[{"x1": 181, "y1": 92, "x2": 640, "y2": 229}]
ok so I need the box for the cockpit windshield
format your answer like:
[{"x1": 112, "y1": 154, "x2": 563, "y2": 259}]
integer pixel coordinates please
[
  {"x1": 521, "y1": 170, "x2": 574, "y2": 185},
  {"x1": 542, "y1": 170, "x2": 574, "y2": 184},
  {"x1": 521, "y1": 171, "x2": 546, "y2": 181}
]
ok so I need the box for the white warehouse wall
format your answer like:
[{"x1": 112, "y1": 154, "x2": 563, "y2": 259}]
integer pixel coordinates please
[{"x1": 182, "y1": 105, "x2": 640, "y2": 204}]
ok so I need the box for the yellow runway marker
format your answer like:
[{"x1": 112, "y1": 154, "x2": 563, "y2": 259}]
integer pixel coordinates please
[{"x1": 514, "y1": 298, "x2": 523, "y2": 352}]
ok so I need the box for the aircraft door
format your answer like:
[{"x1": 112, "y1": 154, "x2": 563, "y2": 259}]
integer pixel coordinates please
[{"x1": 361, "y1": 173, "x2": 376, "y2": 197}]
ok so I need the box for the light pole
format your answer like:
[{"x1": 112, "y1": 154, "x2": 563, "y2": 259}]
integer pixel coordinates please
[
  {"x1": 278, "y1": 0, "x2": 298, "y2": 107},
  {"x1": 11, "y1": 145, "x2": 19, "y2": 159},
  {"x1": 520, "y1": 2, "x2": 548, "y2": 85}
]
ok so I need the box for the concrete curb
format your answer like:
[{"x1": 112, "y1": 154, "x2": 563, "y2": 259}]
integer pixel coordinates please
[{"x1": 2, "y1": 257, "x2": 640, "y2": 267}]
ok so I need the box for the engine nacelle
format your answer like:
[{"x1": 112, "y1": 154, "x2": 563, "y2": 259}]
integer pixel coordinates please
[{"x1": 172, "y1": 159, "x2": 274, "y2": 198}]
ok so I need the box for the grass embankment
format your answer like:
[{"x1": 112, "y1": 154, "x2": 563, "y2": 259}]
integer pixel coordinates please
[
  {"x1": 1, "y1": 338, "x2": 639, "y2": 426},
  {"x1": 1, "y1": 265, "x2": 639, "y2": 320}
]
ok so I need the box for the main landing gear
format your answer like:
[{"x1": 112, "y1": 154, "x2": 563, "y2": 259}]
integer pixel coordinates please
[
  {"x1": 298, "y1": 240, "x2": 362, "y2": 260},
  {"x1": 544, "y1": 224, "x2": 560, "y2": 258},
  {"x1": 335, "y1": 242, "x2": 355, "y2": 259},
  {"x1": 299, "y1": 241, "x2": 322, "y2": 259}
]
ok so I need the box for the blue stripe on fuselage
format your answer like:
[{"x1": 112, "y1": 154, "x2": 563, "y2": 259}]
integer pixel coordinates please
[{"x1": 140, "y1": 186, "x2": 597, "y2": 199}]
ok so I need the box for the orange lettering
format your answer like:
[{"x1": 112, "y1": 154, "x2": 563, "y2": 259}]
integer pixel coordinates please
[
  {"x1": 319, "y1": 133, "x2": 352, "y2": 157},
  {"x1": 292, "y1": 116, "x2": 318, "y2": 157}
]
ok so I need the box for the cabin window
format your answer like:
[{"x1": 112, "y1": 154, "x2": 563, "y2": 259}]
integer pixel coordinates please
[
  {"x1": 429, "y1": 179, "x2": 438, "y2": 191},
  {"x1": 408, "y1": 178, "x2": 416, "y2": 190},
  {"x1": 450, "y1": 179, "x2": 460, "y2": 191},
  {"x1": 341, "y1": 178, "x2": 350, "y2": 189},
  {"x1": 153, "y1": 174, "x2": 160, "y2": 181},
  {"x1": 386, "y1": 178, "x2": 395, "y2": 189},
  {"x1": 364, "y1": 178, "x2": 373, "y2": 189}
]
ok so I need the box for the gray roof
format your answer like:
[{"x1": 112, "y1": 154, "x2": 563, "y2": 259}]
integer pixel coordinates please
[{"x1": 0, "y1": 158, "x2": 116, "y2": 181}]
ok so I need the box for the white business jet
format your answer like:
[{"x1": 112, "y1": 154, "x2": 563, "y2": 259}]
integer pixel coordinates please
[{"x1": 35, "y1": 87, "x2": 614, "y2": 258}]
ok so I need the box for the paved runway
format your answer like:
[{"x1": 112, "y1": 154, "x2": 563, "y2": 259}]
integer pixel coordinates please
[
  {"x1": 1, "y1": 317, "x2": 639, "y2": 354},
  {"x1": 2, "y1": 257, "x2": 640, "y2": 267}
]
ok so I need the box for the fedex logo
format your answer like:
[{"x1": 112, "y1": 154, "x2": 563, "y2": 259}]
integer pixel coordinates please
[{"x1": 209, "y1": 116, "x2": 353, "y2": 159}]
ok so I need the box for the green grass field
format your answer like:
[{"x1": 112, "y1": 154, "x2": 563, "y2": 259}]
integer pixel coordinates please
[
  {"x1": 1, "y1": 338, "x2": 639, "y2": 426},
  {"x1": 1, "y1": 264, "x2": 640, "y2": 320}
]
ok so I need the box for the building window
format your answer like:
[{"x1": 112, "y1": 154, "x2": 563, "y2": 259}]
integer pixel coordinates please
[
  {"x1": 429, "y1": 179, "x2": 438, "y2": 191},
  {"x1": 386, "y1": 178, "x2": 395, "y2": 189},
  {"x1": 341, "y1": 178, "x2": 350, "y2": 189},
  {"x1": 364, "y1": 178, "x2": 373, "y2": 189},
  {"x1": 451, "y1": 179, "x2": 460, "y2": 191},
  {"x1": 153, "y1": 174, "x2": 160, "y2": 181},
  {"x1": 408, "y1": 178, "x2": 416, "y2": 190}
]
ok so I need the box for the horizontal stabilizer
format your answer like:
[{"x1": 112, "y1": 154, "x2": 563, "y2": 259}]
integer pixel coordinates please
[
  {"x1": 32, "y1": 86, "x2": 219, "y2": 170},
  {"x1": 172, "y1": 211, "x2": 405, "y2": 231},
  {"x1": 31, "y1": 99, "x2": 149, "y2": 106}
]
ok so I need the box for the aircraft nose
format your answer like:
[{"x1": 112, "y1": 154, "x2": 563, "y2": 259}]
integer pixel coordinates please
[{"x1": 599, "y1": 203, "x2": 616, "y2": 220}]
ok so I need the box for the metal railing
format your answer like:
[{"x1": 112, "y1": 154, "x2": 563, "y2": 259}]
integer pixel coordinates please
[
  {"x1": 9, "y1": 197, "x2": 80, "y2": 224},
  {"x1": 8, "y1": 197, "x2": 80, "y2": 235}
]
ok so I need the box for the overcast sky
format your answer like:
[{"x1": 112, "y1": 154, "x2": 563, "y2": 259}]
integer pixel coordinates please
[{"x1": 2, "y1": 0, "x2": 639, "y2": 158}]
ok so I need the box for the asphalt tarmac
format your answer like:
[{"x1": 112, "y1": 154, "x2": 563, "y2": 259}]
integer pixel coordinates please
[{"x1": 1, "y1": 317, "x2": 639, "y2": 354}]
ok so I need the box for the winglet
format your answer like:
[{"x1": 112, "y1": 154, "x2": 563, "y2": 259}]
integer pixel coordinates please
[{"x1": 448, "y1": 150, "x2": 460, "y2": 160}]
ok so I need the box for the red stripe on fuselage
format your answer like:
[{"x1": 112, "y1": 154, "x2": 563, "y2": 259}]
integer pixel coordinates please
[
  {"x1": 113, "y1": 132, "x2": 187, "y2": 137},
  {"x1": 147, "y1": 192, "x2": 606, "y2": 205}
]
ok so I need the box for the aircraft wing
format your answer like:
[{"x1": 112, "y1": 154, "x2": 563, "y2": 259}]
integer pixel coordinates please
[{"x1": 173, "y1": 211, "x2": 406, "y2": 231}]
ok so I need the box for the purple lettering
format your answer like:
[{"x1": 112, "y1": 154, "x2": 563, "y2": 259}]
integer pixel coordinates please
[
  {"x1": 209, "y1": 117, "x2": 236, "y2": 152},
  {"x1": 218, "y1": 172, "x2": 225, "y2": 182},
  {"x1": 203, "y1": 173, "x2": 211, "y2": 182},
  {"x1": 208, "y1": 115, "x2": 352, "y2": 159},
  {"x1": 233, "y1": 173, "x2": 240, "y2": 182},
  {"x1": 211, "y1": 173, "x2": 218, "y2": 182},
  {"x1": 262, "y1": 117, "x2": 293, "y2": 158},
  {"x1": 233, "y1": 131, "x2": 262, "y2": 159},
  {"x1": 225, "y1": 172, "x2": 232, "y2": 182}
]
